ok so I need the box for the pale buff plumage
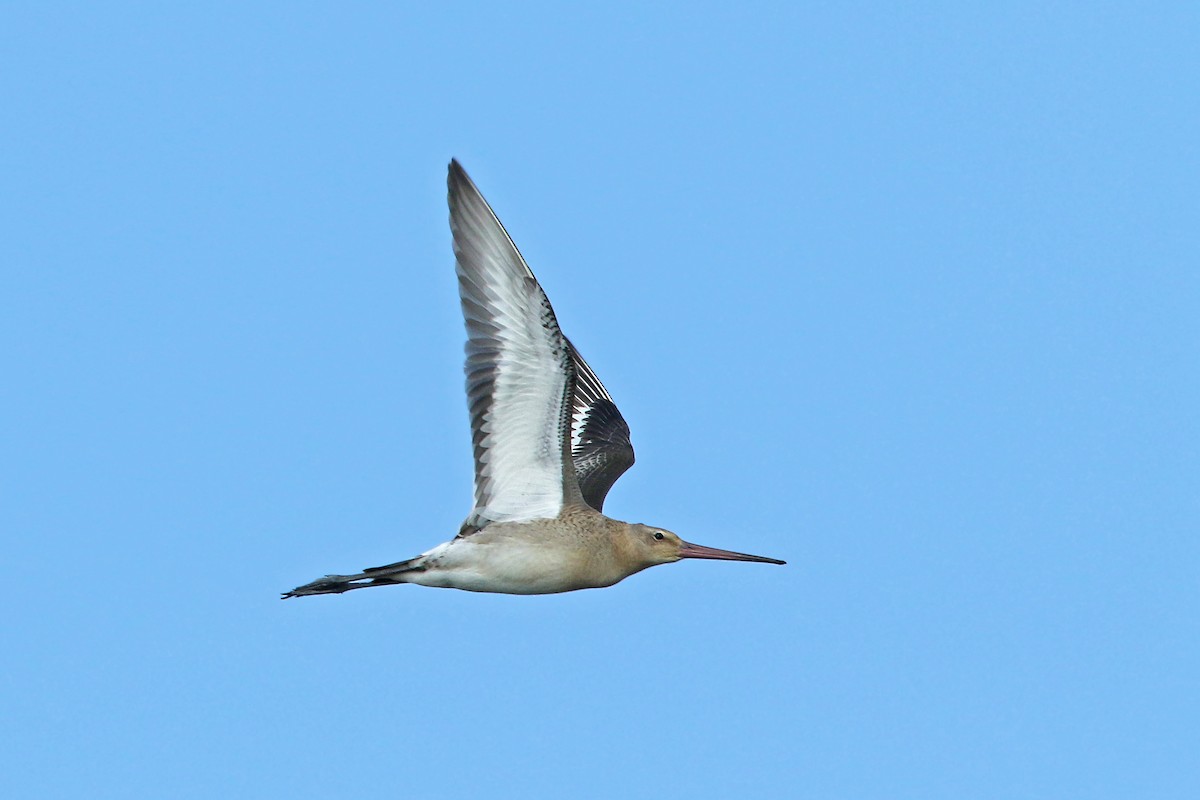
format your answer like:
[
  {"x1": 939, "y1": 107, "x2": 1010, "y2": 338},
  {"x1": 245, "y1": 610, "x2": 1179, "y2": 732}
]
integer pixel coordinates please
[{"x1": 284, "y1": 162, "x2": 783, "y2": 599}]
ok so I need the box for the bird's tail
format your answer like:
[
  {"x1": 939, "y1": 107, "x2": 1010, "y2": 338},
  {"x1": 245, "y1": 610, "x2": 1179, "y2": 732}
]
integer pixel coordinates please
[{"x1": 281, "y1": 556, "x2": 425, "y2": 599}]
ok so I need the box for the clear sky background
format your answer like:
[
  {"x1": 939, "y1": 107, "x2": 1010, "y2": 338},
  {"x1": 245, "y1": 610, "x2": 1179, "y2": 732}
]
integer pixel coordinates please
[{"x1": 2, "y1": 3, "x2": 1196, "y2": 798}]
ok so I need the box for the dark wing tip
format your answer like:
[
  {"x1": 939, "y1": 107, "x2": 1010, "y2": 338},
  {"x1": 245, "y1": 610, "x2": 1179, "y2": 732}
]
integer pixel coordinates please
[
  {"x1": 448, "y1": 158, "x2": 473, "y2": 193},
  {"x1": 447, "y1": 159, "x2": 490, "y2": 224}
]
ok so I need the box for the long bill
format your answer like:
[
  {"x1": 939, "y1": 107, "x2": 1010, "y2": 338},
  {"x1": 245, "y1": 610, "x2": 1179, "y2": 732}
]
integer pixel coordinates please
[{"x1": 679, "y1": 540, "x2": 786, "y2": 565}]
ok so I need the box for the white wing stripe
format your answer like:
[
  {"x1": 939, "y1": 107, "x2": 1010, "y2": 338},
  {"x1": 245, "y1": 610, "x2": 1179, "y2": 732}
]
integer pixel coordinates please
[{"x1": 450, "y1": 162, "x2": 575, "y2": 526}]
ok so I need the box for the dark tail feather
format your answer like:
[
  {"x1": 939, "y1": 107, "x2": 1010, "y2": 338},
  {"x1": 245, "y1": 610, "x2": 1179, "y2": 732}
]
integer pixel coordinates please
[{"x1": 281, "y1": 557, "x2": 424, "y2": 599}]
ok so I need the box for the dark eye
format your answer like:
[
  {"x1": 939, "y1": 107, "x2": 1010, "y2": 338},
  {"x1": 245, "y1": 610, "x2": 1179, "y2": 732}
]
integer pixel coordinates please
[{"x1": 653, "y1": 532, "x2": 665, "y2": 541}]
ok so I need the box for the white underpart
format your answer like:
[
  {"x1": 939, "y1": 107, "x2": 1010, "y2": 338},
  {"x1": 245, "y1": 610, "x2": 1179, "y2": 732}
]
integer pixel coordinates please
[
  {"x1": 451, "y1": 165, "x2": 572, "y2": 526},
  {"x1": 466, "y1": 289, "x2": 567, "y2": 522},
  {"x1": 408, "y1": 533, "x2": 612, "y2": 595}
]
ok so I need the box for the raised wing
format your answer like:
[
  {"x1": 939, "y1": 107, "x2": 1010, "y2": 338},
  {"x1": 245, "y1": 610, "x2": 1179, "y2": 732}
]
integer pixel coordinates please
[
  {"x1": 448, "y1": 160, "x2": 581, "y2": 529},
  {"x1": 568, "y1": 341, "x2": 634, "y2": 512}
]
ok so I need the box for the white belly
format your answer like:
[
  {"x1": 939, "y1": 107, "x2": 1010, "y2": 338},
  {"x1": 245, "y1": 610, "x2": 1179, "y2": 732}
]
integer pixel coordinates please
[{"x1": 405, "y1": 535, "x2": 622, "y2": 594}]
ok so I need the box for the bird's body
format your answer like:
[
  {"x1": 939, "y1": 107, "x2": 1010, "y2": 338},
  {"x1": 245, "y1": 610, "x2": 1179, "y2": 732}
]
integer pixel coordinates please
[
  {"x1": 367, "y1": 508, "x2": 635, "y2": 595},
  {"x1": 284, "y1": 161, "x2": 783, "y2": 599}
]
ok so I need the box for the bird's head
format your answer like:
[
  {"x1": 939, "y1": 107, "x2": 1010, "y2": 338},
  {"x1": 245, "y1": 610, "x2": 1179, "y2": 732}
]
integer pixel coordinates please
[{"x1": 625, "y1": 523, "x2": 786, "y2": 571}]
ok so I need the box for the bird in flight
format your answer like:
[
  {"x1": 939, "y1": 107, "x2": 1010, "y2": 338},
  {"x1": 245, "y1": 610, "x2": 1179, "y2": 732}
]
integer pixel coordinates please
[{"x1": 284, "y1": 161, "x2": 784, "y2": 598}]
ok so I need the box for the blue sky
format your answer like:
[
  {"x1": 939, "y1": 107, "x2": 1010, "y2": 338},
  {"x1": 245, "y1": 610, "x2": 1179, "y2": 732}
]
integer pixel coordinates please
[{"x1": 2, "y1": 3, "x2": 1196, "y2": 798}]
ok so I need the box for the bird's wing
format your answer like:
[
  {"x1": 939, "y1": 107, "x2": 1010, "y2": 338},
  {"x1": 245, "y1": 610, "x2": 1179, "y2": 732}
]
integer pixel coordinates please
[
  {"x1": 448, "y1": 160, "x2": 582, "y2": 529},
  {"x1": 567, "y1": 340, "x2": 635, "y2": 512}
]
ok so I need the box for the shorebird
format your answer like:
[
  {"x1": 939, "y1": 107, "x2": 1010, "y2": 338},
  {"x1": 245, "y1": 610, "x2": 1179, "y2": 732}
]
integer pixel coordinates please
[{"x1": 283, "y1": 161, "x2": 784, "y2": 598}]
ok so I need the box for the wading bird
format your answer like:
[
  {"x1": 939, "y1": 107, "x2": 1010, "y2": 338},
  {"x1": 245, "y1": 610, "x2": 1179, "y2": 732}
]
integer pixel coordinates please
[{"x1": 284, "y1": 161, "x2": 784, "y2": 598}]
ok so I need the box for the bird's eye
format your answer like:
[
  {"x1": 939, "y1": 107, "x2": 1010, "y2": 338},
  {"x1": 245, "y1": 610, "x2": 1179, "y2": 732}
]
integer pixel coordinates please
[{"x1": 653, "y1": 532, "x2": 665, "y2": 541}]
